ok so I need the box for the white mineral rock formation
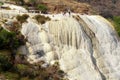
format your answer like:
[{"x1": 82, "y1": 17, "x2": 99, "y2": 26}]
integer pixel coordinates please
[
  {"x1": 2, "y1": 3, "x2": 28, "y2": 13},
  {"x1": 20, "y1": 14, "x2": 120, "y2": 80}
]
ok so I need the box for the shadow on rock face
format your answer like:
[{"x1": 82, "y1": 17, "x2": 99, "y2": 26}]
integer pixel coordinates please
[{"x1": 36, "y1": 50, "x2": 45, "y2": 57}]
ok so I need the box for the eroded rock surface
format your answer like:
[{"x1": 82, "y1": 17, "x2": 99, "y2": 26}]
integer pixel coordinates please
[{"x1": 20, "y1": 14, "x2": 120, "y2": 80}]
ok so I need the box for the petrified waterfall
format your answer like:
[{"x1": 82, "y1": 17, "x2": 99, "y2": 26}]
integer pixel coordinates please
[{"x1": 21, "y1": 14, "x2": 120, "y2": 80}]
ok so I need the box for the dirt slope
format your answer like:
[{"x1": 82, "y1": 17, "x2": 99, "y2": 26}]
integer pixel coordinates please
[{"x1": 42, "y1": 0, "x2": 96, "y2": 14}]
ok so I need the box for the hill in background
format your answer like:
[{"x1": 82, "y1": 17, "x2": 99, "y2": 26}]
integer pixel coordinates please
[
  {"x1": 6, "y1": 0, "x2": 96, "y2": 14},
  {"x1": 77, "y1": 0, "x2": 120, "y2": 17}
]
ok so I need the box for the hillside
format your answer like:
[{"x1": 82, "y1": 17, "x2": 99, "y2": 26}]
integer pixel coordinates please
[
  {"x1": 2, "y1": 0, "x2": 120, "y2": 16},
  {"x1": 77, "y1": 0, "x2": 120, "y2": 16},
  {"x1": 39, "y1": 0, "x2": 95, "y2": 14},
  {"x1": 6, "y1": 0, "x2": 96, "y2": 14}
]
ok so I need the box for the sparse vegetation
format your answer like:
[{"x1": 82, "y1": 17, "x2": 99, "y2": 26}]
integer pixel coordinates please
[
  {"x1": 0, "y1": 51, "x2": 13, "y2": 72},
  {"x1": 7, "y1": 21, "x2": 21, "y2": 32},
  {"x1": 107, "y1": 16, "x2": 120, "y2": 36},
  {"x1": 0, "y1": 2, "x2": 4, "y2": 6},
  {"x1": 16, "y1": 14, "x2": 29, "y2": 24},
  {"x1": 37, "y1": 4, "x2": 48, "y2": 13},
  {"x1": 112, "y1": 16, "x2": 120, "y2": 36},
  {"x1": 34, "y1": 15, "x2": 51, "y2": 24},
  {"x1": 0, "y1": 28, "x2": 22, "y2": 49},
  {"x1": 0, "y1": 49, "x2": 67, "y2": 80},
  {"x1": 4, "y1": 72, "x2": 19, "y2": 80}
]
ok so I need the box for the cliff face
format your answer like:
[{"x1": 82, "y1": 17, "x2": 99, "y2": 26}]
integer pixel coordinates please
[{"x1": 77, "y1": 0, "x2": 120, "y2": 16}]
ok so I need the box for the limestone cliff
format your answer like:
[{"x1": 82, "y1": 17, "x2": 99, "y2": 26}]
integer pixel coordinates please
[{"x1": 20, "y1": 14, "x2": 120, "y2": 80}]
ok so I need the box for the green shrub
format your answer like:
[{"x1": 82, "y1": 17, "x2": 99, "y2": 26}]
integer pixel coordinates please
[
  {"x1": 0, "y1": 29, "x2": 15, "y2": 49},
  {"x1": 16, "y1": 64, "x2": 28, "y2": 71},
  {"x1": 20, "y1": 77, "x2": 29, "y2": 80},
  {"x1": 4, "y1": 72, "x2": 19, "y2": 80},
  {"x1": 0, "y1": 2, "x2": 4, "y2": 6},
  {"x1": 37, "y1": 4, "x2": 47, "y2": 13},
  {"x1": 0, "y1": 28, "x2": 24, "y2": 49},
  {"x1": 16, "y1": 14, "x2": 29, "y2": 23},
  {"x1": 16, "y1": 64, "x2": 29, "y2": 76},
  {"x1": 108, "y1": 16, "x2": 120, "y2": 36},
  {"x1": 34, "y1": 15, "x2": 50, "y2": 24},
  {"x1": 113, "y1": 16, "x2": 120, "y2": 36},
  {"x1": 0, "y1": 53, "x2": 13, "y2": 72}
]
